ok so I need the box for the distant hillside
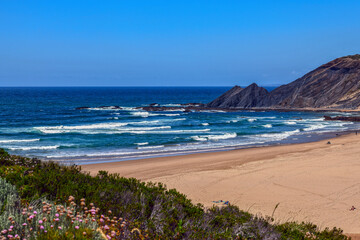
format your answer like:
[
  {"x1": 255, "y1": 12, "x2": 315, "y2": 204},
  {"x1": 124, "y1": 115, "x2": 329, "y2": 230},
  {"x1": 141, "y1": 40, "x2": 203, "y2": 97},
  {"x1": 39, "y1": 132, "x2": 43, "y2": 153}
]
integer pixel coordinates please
[{"x1": 208, "y1": 54, "x2": 360, "y2": 109}]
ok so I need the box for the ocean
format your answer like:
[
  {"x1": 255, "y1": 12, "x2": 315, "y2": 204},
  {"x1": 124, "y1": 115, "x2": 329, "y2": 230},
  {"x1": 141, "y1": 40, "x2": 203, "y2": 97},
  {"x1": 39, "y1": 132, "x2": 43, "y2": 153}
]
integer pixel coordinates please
[{"x1": 0, "y1": 87, "x2": 359, "y2": 164}]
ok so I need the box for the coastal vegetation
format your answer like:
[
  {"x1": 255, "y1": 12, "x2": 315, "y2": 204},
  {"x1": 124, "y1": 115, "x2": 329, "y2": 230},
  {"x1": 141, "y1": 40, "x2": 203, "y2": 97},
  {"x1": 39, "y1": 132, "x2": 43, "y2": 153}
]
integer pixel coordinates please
[{"x1": 0, "y1": 149, "x2": 350, "y2": 239}]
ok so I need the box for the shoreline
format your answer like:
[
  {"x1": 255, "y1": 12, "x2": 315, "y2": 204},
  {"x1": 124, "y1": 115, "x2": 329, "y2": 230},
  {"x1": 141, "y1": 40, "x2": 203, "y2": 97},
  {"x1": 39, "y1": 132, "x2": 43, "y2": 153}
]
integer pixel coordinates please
[
  {"x1": 81, "y1": 130, "x2": 351, "y2": 180},
  {"x1": 82, "y1": 131, "x2": 360, "y2": 234},
  {"x1": 54, "y1": 128, "x2": 357, "y2": 165}
]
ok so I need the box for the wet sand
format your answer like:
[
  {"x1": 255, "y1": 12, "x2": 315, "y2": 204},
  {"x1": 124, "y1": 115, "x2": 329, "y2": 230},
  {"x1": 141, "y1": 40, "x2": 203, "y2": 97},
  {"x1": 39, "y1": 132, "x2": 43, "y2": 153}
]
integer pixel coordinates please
[{"x1": 82, "y1": 132, "x2": 360, "y2": 235}]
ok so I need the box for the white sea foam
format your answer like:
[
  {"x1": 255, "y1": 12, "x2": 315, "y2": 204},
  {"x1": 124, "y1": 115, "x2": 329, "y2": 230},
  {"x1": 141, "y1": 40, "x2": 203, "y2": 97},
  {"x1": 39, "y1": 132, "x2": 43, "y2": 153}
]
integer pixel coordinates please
[
  {"x1": 137, "y1": 145, "x2": 164, "y2": 150},
  {"x1": 247, "y1": 118, "x2": 257, "y2": 122},
  {"x1": 256, "y1": 129, "x2": 300, "y2": 141},
  {"x1": 130, "y1": 111, "x2": 180, "y2": 117},
  {"x1": 207, "y1": 133, "x2": 237, "y2": 140},
  {"x1": 38, "y1": 126, "x2": 172, "y2": 134},
  {"x1": 128, "y1": 120, "x2": 161, "y2": 125},
  {"x1": 191, "y1": 136, "x2": 208, "y2": 141},
  {"x1": 129, "y1": 129, "x2": 211, "y2": 135},
  {"x1": 226, "y1": 120, "x2": 239, "y2": 123},
  {"x1": 303, "y1": 124, "x2": 326, "y2": 131},
  {"x1": 262, "y1": 124, "x2": 273, "y2": 128},
  {"x1": 9, "y1": 145, "x2": 59, "y2": 151},
  {"x1": 36, "y1": 125, "x2": 208, "y2": 135},
  {"x1": 87, "y1": 106, "x2": 122, "y2": 111},
  {"x1": 173, "y1": 118, "x2": 186, "y2": 121},
  {"x1": 284, "y1": 121, "x2": 297, "y2": 125},
  {"x1": 121, "y1": 107, "x2": 138, "y2": 111},
  {"x1": 306, "y1": 118, "x2": 325, "y2": 122},
  {"x1": 161, "y1": 113, "x2": 181, "y2": 116},
  {"x1": 256, "y1": 116, "x2": 277, "y2": 119},
  {"x1": 191, "y1": 133, "x2": 237, "y2": 141},
  {"x1": 34, "y1": 120, "x2": 178, "y2": 134},
  {"x1": 117, "y1": 126, "x2": 171, "y2": 131},
  {"x1": 162, "y1": 104, "x2": 182, "y2": 107},
  {"x1": 166, "y1": 108, "x2": 186, "y2": 112},
  {"x1": 131, "y1": 111, "x2": 149, "y2": 117},
  {"x1": 135, "y1": 142, "x2": 149, "y2": 146},
  {"x1": 0, "y1": 139, "x2": 40, "y2": 143},
  {"x1": 35, "y1": 122, "x2": 129, "y2": 132},
  {"x1": 201, "y1": 123, "x2": 209, "y2": 126}
]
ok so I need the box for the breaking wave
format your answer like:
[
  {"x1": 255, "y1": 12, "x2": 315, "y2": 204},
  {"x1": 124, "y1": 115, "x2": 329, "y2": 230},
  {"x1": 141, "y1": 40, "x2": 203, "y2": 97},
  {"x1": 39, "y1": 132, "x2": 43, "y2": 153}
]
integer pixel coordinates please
[
  {"x1": 8, "y1": 145, "x2": 60, "y2": 151},
  {"x1": 0, "y1": 139, "x2": 40, "y2": 143},
  {"x1": 191, "y1": 133, "x2": 237, "y2": 141}
]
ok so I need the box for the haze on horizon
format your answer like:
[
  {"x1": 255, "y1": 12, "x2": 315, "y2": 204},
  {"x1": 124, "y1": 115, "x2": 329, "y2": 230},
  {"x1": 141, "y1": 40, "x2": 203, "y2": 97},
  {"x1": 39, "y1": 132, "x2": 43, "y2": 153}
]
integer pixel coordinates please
[{"x1": 1, "y1": 0, "x2": 360, "y2": 87}]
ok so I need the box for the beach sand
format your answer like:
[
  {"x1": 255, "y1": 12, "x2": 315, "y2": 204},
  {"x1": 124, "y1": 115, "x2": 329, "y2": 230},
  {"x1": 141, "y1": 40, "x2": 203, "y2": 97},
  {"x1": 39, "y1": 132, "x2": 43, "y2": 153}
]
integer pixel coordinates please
[{"x1": 82, "y1": 132, "x2": 360, "y2": 236}]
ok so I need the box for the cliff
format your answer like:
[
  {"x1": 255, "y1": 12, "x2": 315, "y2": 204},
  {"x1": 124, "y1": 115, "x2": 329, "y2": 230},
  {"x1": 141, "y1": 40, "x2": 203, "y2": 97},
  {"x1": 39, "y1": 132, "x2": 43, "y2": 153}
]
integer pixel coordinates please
[{"x1": 208, "y1": 54, "x2": 360, "y2": 109}]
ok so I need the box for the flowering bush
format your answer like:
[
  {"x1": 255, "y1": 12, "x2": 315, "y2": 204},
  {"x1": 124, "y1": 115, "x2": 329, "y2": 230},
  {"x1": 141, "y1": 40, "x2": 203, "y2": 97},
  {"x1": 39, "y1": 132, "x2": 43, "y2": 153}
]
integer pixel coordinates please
[{"x1": 0, "y1": 178, "x2": 102, "y2": 240}]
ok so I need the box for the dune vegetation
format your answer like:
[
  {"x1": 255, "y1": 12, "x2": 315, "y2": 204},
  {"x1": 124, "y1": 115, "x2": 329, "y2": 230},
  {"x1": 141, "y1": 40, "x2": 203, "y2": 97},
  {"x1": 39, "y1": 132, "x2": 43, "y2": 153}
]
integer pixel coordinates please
[{"x1": 0, "y1": 148, "x2": 349, "y2": 239}]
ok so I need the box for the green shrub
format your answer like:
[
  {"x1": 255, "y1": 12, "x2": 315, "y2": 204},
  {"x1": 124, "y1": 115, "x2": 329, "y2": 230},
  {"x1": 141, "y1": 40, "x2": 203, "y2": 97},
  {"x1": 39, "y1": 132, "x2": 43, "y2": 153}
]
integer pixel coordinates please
[{"x1": 0, "y1": 177, "x2": 102, "y2": 240}]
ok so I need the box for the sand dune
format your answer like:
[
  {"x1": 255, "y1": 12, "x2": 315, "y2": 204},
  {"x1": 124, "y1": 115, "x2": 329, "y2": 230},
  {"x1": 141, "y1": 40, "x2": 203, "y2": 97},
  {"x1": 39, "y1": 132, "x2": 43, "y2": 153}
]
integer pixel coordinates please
[{"x1": 82, "y1": 132, "x2": 360, "y2": 235}]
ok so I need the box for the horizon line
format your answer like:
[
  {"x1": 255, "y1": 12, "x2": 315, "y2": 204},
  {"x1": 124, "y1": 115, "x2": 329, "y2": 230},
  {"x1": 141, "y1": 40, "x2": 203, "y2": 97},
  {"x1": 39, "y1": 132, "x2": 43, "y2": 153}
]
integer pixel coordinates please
[{"x1": 0, "y1": 85, "x2": 281, "y2": 88}]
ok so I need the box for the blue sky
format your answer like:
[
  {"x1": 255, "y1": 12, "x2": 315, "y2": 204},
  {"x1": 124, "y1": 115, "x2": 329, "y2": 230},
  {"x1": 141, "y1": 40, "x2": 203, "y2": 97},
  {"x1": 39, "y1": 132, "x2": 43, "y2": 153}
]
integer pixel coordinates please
[{"x1": 1, "y1": 0, "x2": 360, "y2": 87}]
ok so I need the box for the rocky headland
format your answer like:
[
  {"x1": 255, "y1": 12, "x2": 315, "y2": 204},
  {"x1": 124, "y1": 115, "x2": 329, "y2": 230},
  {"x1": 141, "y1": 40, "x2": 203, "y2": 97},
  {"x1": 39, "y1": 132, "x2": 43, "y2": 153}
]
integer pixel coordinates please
[{"x1": 208, "y1": 54, "x2": 360, "y2": 109}]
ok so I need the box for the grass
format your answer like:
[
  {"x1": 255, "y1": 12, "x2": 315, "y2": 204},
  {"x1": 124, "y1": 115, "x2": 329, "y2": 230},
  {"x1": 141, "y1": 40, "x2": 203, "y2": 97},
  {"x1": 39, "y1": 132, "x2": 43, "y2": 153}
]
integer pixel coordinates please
[{"x1": 0, "y1": 149, "x2": 350, "y2": 239}]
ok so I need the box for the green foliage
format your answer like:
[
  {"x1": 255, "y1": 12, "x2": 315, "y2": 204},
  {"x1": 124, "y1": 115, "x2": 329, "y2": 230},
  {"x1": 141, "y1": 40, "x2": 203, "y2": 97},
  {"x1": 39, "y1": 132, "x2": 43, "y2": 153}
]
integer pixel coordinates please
[
  {"x1": 36, "y1": 227, "x2": 100, "y2": 240},
  {"x1": 276, "y1": 222, "x2": 348, "y2": 240},
  {"x1": 0, "y1": 177, "x2": 102, "y2": 240}
]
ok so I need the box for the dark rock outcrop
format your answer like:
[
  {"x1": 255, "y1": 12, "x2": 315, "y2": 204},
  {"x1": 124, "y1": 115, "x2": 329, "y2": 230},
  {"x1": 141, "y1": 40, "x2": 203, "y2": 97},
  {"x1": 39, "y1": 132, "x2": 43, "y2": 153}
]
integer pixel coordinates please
[
  {"x1": 75, "y1": 106, "x2": 122, "y2": 110},
  {"x1": 208, "y1": 54, "x2": 360, "y2": 109},
  {"x1": 324, "y1": 115, "x2": 360, "y2": 122},
  {"x1": 207, "y1": 85, "x2": 243, "y2": 108},
  {"x1": 207, "y1": 84, "x2": 269, "y2": 108}
]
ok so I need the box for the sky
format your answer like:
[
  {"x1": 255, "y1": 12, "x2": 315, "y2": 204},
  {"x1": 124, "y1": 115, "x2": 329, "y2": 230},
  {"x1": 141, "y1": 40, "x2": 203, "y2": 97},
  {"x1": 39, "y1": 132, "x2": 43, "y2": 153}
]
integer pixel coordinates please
[{"x1": 1, "y1": 0, "x2": 360, "y2": 87}]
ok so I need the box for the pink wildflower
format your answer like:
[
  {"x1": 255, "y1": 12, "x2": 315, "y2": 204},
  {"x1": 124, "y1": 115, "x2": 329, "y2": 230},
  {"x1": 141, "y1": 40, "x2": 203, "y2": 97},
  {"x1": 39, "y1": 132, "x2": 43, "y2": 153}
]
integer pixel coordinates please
[
  {"x1": 75, "y1": 226, "x2": 79, "y2": 229},
  {"x1": 38, "y1": 220, "x2": 43, "y2": 224}
]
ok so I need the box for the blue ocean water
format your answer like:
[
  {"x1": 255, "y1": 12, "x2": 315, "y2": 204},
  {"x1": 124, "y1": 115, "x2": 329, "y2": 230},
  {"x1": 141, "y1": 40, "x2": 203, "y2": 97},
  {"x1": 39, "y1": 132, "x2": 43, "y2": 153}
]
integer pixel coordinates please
[{"x1": 0, "y1": 87, "x2": 358, "y2": 164}]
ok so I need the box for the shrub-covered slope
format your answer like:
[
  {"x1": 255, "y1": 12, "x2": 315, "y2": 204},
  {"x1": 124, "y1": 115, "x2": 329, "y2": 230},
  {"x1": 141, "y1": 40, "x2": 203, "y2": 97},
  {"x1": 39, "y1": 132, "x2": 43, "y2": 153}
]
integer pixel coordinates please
[{"x1": 0, "y1": 149, "x2": 349, "y2": 239}]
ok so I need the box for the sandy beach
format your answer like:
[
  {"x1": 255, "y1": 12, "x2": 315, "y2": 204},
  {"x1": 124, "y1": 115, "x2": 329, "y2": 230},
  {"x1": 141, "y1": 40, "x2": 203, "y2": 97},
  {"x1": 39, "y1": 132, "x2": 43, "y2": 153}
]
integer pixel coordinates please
[{"x1": 82, "y1": 132, "x2": 360, "y2": 235}]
